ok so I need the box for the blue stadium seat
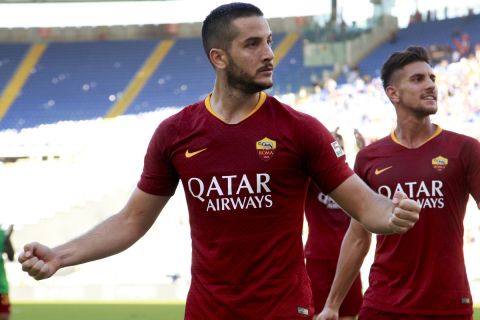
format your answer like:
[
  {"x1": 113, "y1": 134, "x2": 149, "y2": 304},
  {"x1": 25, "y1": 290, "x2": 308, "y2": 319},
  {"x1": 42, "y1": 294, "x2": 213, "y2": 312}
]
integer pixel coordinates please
[
  {"x1": 357, "y1": 14, "x2": 480, "y2": 80},
  {"x1": 0, "y1": 43, "x2": 30, "y2": 92},
  {"x1": 1, "y1": 40, "x2": 158, "y2": 130}
]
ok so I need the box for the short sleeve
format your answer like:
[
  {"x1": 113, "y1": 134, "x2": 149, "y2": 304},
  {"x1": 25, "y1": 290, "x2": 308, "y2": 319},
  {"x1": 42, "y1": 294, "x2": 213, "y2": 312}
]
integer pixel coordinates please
[
  {"x1": 302, "y1": 116, "x2": 353, "y2": 194},
  {"x1": 137, "y1": 119, "x2": 179, "y2": 196}
]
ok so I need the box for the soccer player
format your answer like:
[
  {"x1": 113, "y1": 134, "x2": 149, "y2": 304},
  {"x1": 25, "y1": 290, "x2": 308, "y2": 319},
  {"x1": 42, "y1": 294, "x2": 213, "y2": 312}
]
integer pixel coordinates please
[
  {"x1": 18, "y1": 3, "x2": 420, "y2": 319},
  {"x1": 305, "y1": 129, "x2": 365, "y2": 320},
  {"x1": 1, "y1": 225, "x2": 14, "y2": 320},
  {"x1": 318, "y1": 46, "x2": 480, "y2": 320}
]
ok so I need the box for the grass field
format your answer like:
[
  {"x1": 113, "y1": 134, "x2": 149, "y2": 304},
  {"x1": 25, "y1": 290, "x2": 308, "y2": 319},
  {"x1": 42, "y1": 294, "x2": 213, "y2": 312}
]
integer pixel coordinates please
[
  {"x1": 9, "y1": 303, "x2": 480, "y2": 320},
  {"x1": 11, "y1": 302, "x2": 185, "y2": 320}
]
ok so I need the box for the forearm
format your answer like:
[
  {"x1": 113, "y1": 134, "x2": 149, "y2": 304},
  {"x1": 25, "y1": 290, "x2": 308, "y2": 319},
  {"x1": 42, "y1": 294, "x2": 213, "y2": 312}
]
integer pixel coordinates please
[
  {"x1": 52, "y1": 189, "x2": 169, "y2": 269},
  {"x1": 329, "y1": 175, "x2": 395, "y2": 234},
  {"x1": 355, "y1": 192, "x2": 395, "y2": 234},
  {"x1": 329, "y1": 174, "x2": 419, "y2": 235},
  {"x1": 19, "y1": 190, "x2": 169, "y2": 281},
  {"x1": 52, "y1": 210, "x2": 148, "y2": 268},
  {"x1": 324, "y1": 223, "x2": 371, "y2": 310}
]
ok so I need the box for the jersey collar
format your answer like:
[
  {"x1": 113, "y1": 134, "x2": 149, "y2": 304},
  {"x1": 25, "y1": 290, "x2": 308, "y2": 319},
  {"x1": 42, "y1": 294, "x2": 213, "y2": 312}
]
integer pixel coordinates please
[
  {"x1": 391, "y1": 124, "x2": 443, "y2": 148},
  {"x1": 204, "y1": 91, "x2": 267, "y2": 124}
]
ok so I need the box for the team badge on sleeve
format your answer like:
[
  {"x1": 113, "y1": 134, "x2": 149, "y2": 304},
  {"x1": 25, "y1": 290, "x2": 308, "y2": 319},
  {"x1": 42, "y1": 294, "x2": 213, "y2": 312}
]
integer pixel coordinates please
[
  {"x1": 256, "y1": 137, "x2": 276, "y2": 161},
  {"x1": 331, "y1": 141, "x2": 344, "y2": 157}
]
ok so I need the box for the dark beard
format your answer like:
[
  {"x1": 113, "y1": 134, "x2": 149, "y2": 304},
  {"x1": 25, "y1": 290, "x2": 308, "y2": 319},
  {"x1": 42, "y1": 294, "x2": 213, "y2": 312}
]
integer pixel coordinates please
[
  {"x1": 413, "y1": 108, "x2": 437, "y2": 117},
  {"x1": 406, "y1": 102, "x2": 438, "y2": 117},
  {"x1": 225, "y1": 59, "x2": 273, "y2": 94}
]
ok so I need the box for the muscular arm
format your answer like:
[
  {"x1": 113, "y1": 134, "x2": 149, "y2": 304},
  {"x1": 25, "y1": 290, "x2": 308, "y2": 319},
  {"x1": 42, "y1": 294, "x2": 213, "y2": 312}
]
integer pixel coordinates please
[
  {"x1": 19, "y1": 188, "x2": 170, "y2": 280},
  {"x1": 329, "y1": 174, "x2": 419, "y2": 234}
]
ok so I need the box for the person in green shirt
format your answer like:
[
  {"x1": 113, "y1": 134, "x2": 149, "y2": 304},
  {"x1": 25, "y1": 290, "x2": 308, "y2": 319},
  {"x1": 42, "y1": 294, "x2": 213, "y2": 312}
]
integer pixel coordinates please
[{"x1": 1, "y1": 225, "x2": 14, "y2": 320}]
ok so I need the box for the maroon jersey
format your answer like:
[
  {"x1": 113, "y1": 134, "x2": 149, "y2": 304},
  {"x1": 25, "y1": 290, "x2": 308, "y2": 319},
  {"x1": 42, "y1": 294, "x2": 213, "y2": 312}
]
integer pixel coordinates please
[
  {"x1": 354, "y1": 126, "x2": 480, "y2": 316},
  {"x1": 138, "y1": 92, "x2": 353, "y2": 319},
  {"x1": 304, "y1": 182, "x2": 351, "y2": 259}
]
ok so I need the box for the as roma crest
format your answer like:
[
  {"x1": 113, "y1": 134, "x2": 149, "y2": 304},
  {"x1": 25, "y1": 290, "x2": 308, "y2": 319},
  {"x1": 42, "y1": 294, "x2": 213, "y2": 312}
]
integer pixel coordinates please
[
  {"x1": 256, "y1": 137, "x2": 276, "y2": 161},
  {"x1": 432, "y1": 155, "x2": 448, "y2": 171}
]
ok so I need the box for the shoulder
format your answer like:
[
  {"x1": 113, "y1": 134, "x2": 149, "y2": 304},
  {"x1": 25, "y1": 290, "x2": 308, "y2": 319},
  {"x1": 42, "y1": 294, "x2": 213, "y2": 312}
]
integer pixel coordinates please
[
  {"x1": 354, "y1": 135, "x2": 392, "y2": 174},
  {"x1": 146, "y1": 101, "x2": 205, "y2": 150},
  {"x1": 265, "y1": 95, "x2": 317, "y2": 121},
  {"x1": 155, "y1": 100, "x2": 204, "y2": 132},
  {"x1": 439, "y1": 129, "x2": 480, "y2": 154},
  {"x1": 264, "y1": 95, "x2": 328, "y2": 135},
  {"x1": 356, "y1": 135, "x2": 392, "y2": 159},
  {"x1": 163, "y1": 101, "x2": 203, "y2": 124},
  {"x1": 441, "y1": 129, "x2": 478, "y2": 143}
]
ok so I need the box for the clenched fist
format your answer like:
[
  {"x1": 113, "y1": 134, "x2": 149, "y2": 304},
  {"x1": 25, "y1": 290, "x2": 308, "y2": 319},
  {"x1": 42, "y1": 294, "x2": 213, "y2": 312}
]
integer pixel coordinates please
[{"x1": 18, "y1": 242, "x2": 60, "y2": 280}]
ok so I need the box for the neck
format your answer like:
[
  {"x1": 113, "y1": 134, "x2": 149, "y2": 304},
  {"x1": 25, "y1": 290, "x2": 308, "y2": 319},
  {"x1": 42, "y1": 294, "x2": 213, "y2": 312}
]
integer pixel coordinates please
[
  {"x1": 209, "y1": 83, "x2": 262, "y2": 124},
  {"x1": 394, "y1": 117, "x2": 436, "y2": 148}
]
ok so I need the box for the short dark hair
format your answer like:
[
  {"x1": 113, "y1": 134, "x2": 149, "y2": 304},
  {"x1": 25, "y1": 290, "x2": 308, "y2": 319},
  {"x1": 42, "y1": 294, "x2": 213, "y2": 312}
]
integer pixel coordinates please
[
  {"x1": 201, "y1": 2, "x2": 264, "y2": 61},
  {"x1": 381, "y1": 46, "x2": 431, "y2": 90}
]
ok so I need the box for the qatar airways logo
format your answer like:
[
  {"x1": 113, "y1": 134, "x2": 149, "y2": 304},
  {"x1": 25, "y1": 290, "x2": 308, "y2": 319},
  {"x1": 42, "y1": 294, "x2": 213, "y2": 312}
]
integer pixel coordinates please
[
  {"x1": 187, "y1": 173, "x2": 273, "y2": 212},
  {"x1": 377, "y1": 180, "x2": 445, "y2": 208}
]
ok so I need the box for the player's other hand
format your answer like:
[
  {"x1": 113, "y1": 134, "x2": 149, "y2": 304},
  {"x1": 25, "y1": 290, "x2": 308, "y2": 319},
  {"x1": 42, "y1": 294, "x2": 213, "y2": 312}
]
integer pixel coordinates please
[
  {"x1": 18, "y1": 242, "x2": 60, "y2": 280},
  {"x1": 316, "y1": 307, "x2": 339, "y2": 320},
  {"x1": 353, "y1": 128, "x2": 366, "y2": 150},
  {"x1": 389, "y1": 191, "x2": 420, "y2": 234}
]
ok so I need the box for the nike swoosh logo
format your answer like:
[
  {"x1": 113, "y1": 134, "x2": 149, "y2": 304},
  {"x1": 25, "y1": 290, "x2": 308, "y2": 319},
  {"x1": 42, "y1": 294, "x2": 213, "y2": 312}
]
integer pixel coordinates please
[
  {"x1": 185, "y1": 148, "x2": 207, "y2": 158},
  {"x1": 375, "y1": 166, "x2": 393, "y2": 175}
]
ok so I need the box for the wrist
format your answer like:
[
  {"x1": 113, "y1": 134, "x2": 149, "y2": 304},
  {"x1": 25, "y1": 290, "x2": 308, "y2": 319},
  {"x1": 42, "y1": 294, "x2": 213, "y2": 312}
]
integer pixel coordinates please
[
  {"x1": 323, "y1": 299, "x2": 340, "y2": 312},
  {"x1": 52, "y1": 244, "x2": 73, "y2": 269}
]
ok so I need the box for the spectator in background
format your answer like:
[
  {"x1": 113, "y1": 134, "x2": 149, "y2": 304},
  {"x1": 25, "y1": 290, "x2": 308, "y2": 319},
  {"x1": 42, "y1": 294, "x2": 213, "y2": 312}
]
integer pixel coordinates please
[
  {"x1": 388, "y1": 31, "x2": 397, "y2": 44},
  {"x1": 353, "y1": 128, "x2": 366, "y2": 151},
  {"x1": 305, "y1": 128, "x2": 366, "y2": 320},
  {"x1": 409, "y1": 9, "x2": 422, "y2": 25},
  {"x1": 319, "y1": 46, "x2": 480, "y2": 320},
  {"x1": 451, "y1": 32, "x2": 472, "y2": 60},
  {"x1": 0, "y1": 225, "x2": 14, "y2": 320},
  {"x1": 428, "y1": 44, "x2": 453, "y2": 64},
  {"x1": 426, "y1": 10, "x2": 432, "y2": 22}
]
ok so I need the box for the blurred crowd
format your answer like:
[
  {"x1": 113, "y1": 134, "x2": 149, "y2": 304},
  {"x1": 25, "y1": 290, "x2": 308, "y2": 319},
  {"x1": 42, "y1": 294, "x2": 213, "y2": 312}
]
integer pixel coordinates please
[{"x1": 295, "y1": 43, "x2": 480, "y2": 145}]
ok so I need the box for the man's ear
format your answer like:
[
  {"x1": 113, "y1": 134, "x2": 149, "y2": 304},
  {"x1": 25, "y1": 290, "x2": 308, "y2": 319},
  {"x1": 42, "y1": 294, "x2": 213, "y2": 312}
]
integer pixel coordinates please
[
  {"x1": 209, "y1": 48, "x2": 227, "y2": 70},
  {"x1": 386, "y1": 85, "x2": 399, "y2": 103}
]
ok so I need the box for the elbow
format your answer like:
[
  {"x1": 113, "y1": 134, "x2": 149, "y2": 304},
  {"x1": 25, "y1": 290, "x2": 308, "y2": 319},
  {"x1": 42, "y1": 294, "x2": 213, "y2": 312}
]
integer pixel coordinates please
[
  {"x1": 356, "y1": 235, "x2": 371, "y2": 255},
  {"x1": 120, "y1": 207, "x2": 156, "y2": 241},
  {"x1": 343, "y1": 223, "x2": 372, "y2": 257},
  {"x1": 347, "y1": 225, "x2": 372, "y2": 255}
]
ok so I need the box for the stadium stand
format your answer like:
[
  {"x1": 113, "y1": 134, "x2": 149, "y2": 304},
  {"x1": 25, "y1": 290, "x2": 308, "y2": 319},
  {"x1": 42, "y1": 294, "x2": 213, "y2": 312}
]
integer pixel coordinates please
[
  {"x1": 0, "y1": 32, "x2": 326, "y2": 130},
  {"x1": 357, "y1": 13, "x2": 480, "y2": 80},
  {"x1": 1, "y1": 40, "x2": 160, "y2": 129}
]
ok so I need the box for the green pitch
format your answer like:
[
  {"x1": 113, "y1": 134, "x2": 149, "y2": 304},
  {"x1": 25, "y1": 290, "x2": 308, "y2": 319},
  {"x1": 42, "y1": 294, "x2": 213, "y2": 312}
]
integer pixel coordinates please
[
  {"x1": 11, "y1": 302, "x2": 185, "y2": 320},
  {"x1": 9, "y1": 303, "x2": 480, "y2": 320}
]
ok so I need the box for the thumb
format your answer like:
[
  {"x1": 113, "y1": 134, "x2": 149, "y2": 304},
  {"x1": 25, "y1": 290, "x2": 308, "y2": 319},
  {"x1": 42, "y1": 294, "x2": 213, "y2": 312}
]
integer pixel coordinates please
[
  {"x1": 23, "y1": 242, "x2": 38, "y2": 258},
  {"x1": 18, "y1": 243, "x2": 33, "y2": 263},
  {"x1": 392, "y1": 191, "x2": 407, "y2": 205}
]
